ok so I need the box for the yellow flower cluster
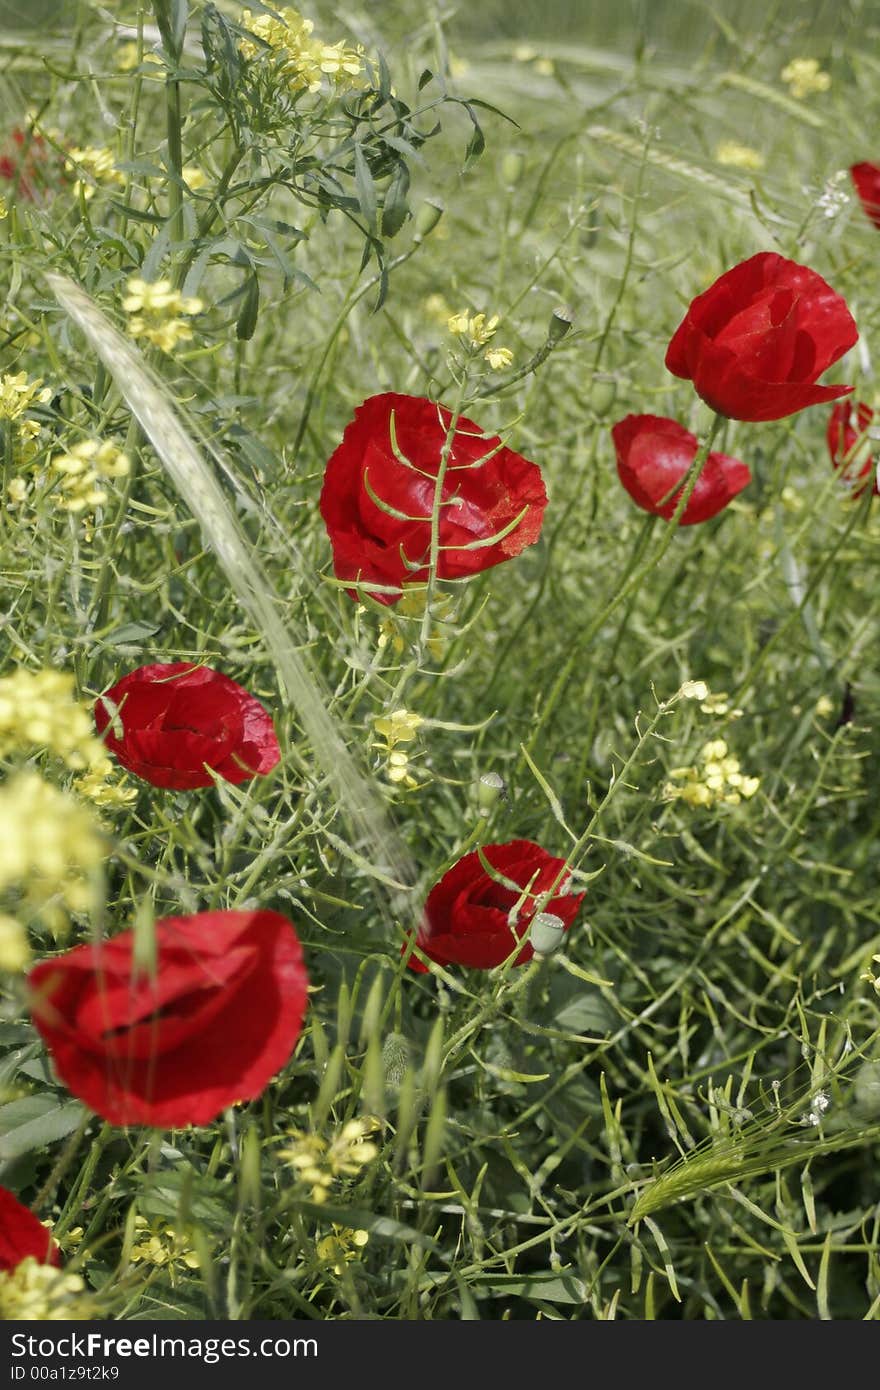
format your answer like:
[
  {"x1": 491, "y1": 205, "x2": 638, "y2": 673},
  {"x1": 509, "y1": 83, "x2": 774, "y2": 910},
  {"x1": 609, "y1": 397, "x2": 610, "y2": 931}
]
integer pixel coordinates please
[
  {"x1": 447, "y1": 311, "x2": 513, "y2": 369},
  {"x1": 715, "y1": 140, "x2": 765, "y2": 171},
  {"x1": 278, "y1": 1117, "x2": 381, "y2": 1203},
  {"x1": 0, "y1": 772, "x2": 106, "y2": 933},
  {"x1": 372, "y1": 707, "x2": 423, "y2": 787},
  {"x1": 129, "y1": 1218, "x2": 201, "y2": 1286},
  {"x1": 51, "y1": 439, "x2": 130, "y2": 515},
  {"x1": 238, "y1": 7, "x2": 364, "y2": 94},
  {"x1": 123, "y1": 276, "x2": 204, "y2": 353},
  {"x1": 664, "y1": 739, "x2": 760, "y2": 809},
  {"x1": 781, "y1": 58, "x2": 830, "y2": 99},
  {"x1": 0, "y1": 1258, "x2": 92, "y2": 1321},
  {"x1": 0, "y1": 371, "x2": 51, "y2": 467},
  {"x1": 0, "y1": 912, "x2": 30, "y2": 971},
  {"x1": 316, "y1": 1224, "x2": 369, "y2": 1275},
  {"x1": 0, "y1": 669, "x2": 99, "y2": 769},
  {"x1": 376, "y1": 586, "x2": 451, "y2": 662},
  {"x1": 65, "y1": 146, "x2": 125, "y2": 202}
]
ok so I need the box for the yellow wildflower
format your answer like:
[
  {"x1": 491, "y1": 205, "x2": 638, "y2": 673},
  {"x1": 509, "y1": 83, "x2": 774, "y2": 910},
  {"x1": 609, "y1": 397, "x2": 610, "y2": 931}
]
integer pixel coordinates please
[
  {"x1": 0, "y1": 371, "x2": 51, "y2": 422},
  {"x1": 129, "y1": 1217, "x2": 201, "y2": 1286},
  {"x1": 373, "y1": 708, "x2": 423, "y2": 747},
  {"x1": 115, "y1": 41, "x2": 163, "y2": 73},
  {"x1": 423, "y1": 292, "x2": 453, "y2": 324},
  {"x1": 0, "y1": 914, "x2": 30, "y2": 972},
  {"x1": 65, "y1": 146, "x2": 125, "y2": 201},
  {"x1": 0, "y1": 1259, "x2": 93, "y2": 1321},
  {"x1": 664, "y1": 740, "x2": 760, "y2": 809},
  {"x1": 51, "y1": 440, "x2": 130, "y2": 515},
  {"x1": 316, "y1": 1225, "x2": 369, "y2": 1275},
  {"x1": 781, "y1": 58, "x2": 831, "y2": 99},
  {"x1": 715, "y1": 141, "x2": 765, "y2": 171},
  {"x1": 238, "y1": 7, "x2": 364, "y2": 94},
  {"x1": 0, "y1": 195, "x2": 7, "y2": 219},
  {"x1": 279, "y1": 1117, "x2": 381, "y2": 1203},
  {"x1": 123, "y1": 277, "x2": 203, "y2": 354},
  {"x1": 447, "y1": 310, "x2": 499, "y2": 347},
  {"x1": 0, "y1": 668, "x2": 105, "y2": 770},
  {"x1": 485, "y1": 345, "x2": 514, "y2": 370},
  {"x1": 74, "y1": 757, "x2": 137, "y2": 812},
  {"x1": 182, "y1": 164, "x2": 208, "y2": 191},
  {"x1": 815, "y1": 695, "x2": 834, "y2": 718},
  {"x1": 0, "y1": 772, "x2": 106, "y2": 931}
]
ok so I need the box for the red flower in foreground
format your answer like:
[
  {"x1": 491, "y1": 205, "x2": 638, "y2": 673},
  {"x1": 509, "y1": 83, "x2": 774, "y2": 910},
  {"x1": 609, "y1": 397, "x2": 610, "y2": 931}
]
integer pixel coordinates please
[
  {"x1": 95, "y1": 663, "x2": 281, "y2": 790},
  {"x1": 319, "y1": 393, "x2": 547, "y2": 604},
  {"x1": 665, "y1": 252, "x2": 857, "y2": 422},
  {"x1": 612, "y1": 414, "x2": 751, "y2": 525},
  {"x1": 826, "y1": 400, "x2": 879, "y2": 497},
  {"x1": 404, "y1": 840, "x2": 585, "y2": 972},
  {"x1": 28, "y1": 910, "x2": 308, "y2": 1128},
  {"x1": 0, "y1": 1187, "x2": 58, "y2": 1271},
  {"x1": 850, "y1": 163, "x2": 880, "y2": 231}
]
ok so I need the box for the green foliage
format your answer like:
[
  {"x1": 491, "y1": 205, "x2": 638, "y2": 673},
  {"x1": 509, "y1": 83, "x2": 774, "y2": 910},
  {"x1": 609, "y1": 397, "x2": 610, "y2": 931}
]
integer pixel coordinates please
[{"x1": 1, "y1": 0, "x2": 880, "y2": 1322}]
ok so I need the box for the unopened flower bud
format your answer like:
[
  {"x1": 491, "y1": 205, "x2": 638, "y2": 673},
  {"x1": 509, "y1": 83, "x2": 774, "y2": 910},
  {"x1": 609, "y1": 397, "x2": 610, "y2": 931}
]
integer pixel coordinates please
[
  {"x1": 530, "y1": 911, "x2": 566, "y2": 957},
  {"x1": 476, "y1": 770, "x2": 506, "y2": 812},
  {"x1": 501, "y1": 151, "x2": 525, "y2": 187},
  {"x1": 413, "y1": 199, "x2": 444, "y2": 242},
  {"x1": 589, "y1": 372, "x2": 617, "y2": 416}
]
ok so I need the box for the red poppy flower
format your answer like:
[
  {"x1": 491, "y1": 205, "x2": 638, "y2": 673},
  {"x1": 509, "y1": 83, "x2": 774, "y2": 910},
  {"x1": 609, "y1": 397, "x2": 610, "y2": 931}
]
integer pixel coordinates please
[
  {"x1": 95, "y1": 663, "x2": 281, "y2": 790},
  {"x1": 850, "y1": 163, "x2": 880, "y2": 231},
  {"x1": 0, "y1": 127, "x2": 62, "y2": 203},
  {"x1": 665, "y1": 252, "x2": 857, "y2": 422},
  {"x1": 0, "y1": 1187, "x2": 59, "y2": 1271},
  {"x1": 28, "y1": 910, "x2": 308, "y2": 1128},
  {"x1": 404, "y1": 839, "x2": 585, "y2": 972},
  {"x1": 319, "y1": 393, "x2": 547, "y2": 604},
  {"x1": 826, "y1": 400, "x2": 879, "y2": 496},
  {"x1": 612, "y1": 414, "x2": 751, "y2": 525}
]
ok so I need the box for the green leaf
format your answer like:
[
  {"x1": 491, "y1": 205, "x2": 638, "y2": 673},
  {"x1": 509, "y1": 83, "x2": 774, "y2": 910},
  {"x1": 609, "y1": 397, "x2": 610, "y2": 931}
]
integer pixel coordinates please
[{"x1": 0, "y1": 1097, "x2": 87, "y2": 1164}]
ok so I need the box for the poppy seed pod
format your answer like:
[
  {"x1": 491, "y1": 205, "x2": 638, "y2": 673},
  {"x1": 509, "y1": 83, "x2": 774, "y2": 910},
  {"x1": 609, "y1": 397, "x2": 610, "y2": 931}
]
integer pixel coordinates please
[{"x1": 529, "y1": 911, "x2": 567, "y2": 956}]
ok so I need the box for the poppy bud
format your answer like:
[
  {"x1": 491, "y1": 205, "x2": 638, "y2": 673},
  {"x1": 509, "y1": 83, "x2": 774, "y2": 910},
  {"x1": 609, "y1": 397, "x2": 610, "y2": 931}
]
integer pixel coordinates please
[
  {"x1": 529, "y1": 911, "x2": 567, "y2": 957},
  {"x1": 413, "y1": 199, "x2": 444, "y2": 242},
  {"x1": 501, "y1": 152, "x2": 525, "y2": 188},
  {"x1": 476, "y1": 770, "x2": 506, "y2": 812},
  {"x1": 589, "y1": 372, "x2": 618, "y2": 417}
]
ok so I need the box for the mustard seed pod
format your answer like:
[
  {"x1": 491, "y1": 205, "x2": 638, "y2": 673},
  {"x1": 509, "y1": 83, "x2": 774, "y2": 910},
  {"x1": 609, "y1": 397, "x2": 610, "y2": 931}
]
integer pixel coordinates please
[
  {"x1": 476, "y1": 770, "x2": 506, "y2": 812},
  {"x1": 413, "y1": 199, "x2": 444, "y2": 242},
  {"x1": 530, "y1": 911, "x2": 566, "y2": 957}
]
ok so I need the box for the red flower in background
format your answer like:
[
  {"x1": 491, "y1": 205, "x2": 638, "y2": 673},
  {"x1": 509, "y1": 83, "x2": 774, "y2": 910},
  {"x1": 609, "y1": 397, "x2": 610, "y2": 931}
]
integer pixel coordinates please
[
  {"x1": 405, "y1": 840, "x2": 584, "y2": 972},
  {"x1": 826, "y1": 400, "x2": 879, "y2": 496},
  {"x1": 0, "y1": 1187, "x2": 58, "y2": 1271},
  {"x1": 665, "y1": 252, "x2": 857, "y2": 422},
  {"x1": 612, "y1": 414, "x2": 751, "y2": 524},
  {"x1": 319, "y1": 393, "x2": 547, "y2": 604},
  {"x1": 95, "y1": 663, "x2": 281, "y2": 790},
  {"x1": 850, "y1": 163, "x2": 880, "y2": 230},
  {"x1": 29, "y1": 910, "x2": 309, "y2": 1129},
  {"x1": 0, "y1": 127, "x2": 63, "y2": 203}
]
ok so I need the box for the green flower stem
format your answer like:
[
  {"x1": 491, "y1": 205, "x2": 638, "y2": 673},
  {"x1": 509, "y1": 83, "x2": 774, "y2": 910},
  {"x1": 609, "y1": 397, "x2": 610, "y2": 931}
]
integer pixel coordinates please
[
  {"x1": 53, "y1": 1122, "x2": 112, "y2": 1238},
  {"x1": 521, "y1": 410, "x2": 725, "y2": 761}
]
